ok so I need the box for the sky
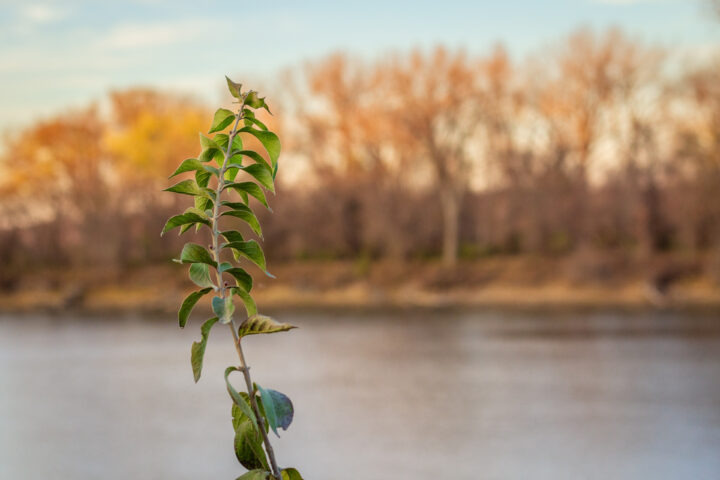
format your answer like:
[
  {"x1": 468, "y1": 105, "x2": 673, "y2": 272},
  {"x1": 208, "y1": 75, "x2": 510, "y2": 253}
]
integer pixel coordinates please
[{"x1": 1, "y1": 0, "x2": 719, "y2": 133}]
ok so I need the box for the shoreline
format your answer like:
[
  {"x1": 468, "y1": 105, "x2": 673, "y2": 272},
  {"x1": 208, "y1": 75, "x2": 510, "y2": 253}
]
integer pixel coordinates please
[{"x1": 2, "y1": 259, "x2": 719, "y2": 315}]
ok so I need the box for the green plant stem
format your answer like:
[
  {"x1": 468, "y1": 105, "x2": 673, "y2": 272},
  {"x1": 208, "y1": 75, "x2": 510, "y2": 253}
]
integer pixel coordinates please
[{"x1": 211, "y1": 102, "x2": 282, "y2": 480}]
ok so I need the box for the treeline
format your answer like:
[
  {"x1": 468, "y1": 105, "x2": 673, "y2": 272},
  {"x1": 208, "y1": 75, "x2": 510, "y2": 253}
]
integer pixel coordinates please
[{"x1": 1, "y1": 28, "x2": 719, "y2": 287}]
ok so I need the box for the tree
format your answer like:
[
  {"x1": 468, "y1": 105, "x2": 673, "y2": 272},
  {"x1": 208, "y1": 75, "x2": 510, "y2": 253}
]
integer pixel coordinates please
[{"x1": 379, "y1": 47, "x2": 481, "y2": 266}]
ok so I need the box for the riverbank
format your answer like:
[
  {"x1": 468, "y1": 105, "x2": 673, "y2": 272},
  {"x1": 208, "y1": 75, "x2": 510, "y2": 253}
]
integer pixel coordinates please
[{"x1": 2, "y1": 256, "x2": 719, "y2": 313}]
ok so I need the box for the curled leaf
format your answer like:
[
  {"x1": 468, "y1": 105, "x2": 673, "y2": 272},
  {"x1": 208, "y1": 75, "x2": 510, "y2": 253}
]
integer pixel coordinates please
[
  {"x1": 226, "y1": 367, "x2": 258, "y2": 430},
  {"x1": 190, "y1": 317, "x2": 218, "y2": 382},
  {"x1": 178, "y1": 287, "x2": 212, "y2": 328},
  {"x1": 226, "y1": 76, "x2": 242, "y2": 99},
  {"x1": 238, "y1": 314, "x2": 296, "y2": 338}
]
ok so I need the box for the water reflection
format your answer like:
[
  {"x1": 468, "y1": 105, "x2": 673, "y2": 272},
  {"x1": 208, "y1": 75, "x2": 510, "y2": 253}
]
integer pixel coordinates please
[{"x1": 1, "y1": 310, "x2": 719, "y2": 479}]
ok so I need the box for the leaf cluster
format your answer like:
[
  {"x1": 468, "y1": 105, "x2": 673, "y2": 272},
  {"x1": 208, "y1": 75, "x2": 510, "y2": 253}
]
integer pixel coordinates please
[{"x1": 163, "y1": 77, "x2": 302, "y2": 479}]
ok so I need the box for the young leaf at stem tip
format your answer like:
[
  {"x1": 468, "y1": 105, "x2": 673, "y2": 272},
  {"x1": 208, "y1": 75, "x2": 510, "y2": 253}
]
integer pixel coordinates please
[{"x1": 226, "y1": 76, "x2": 242, "y2": 99}]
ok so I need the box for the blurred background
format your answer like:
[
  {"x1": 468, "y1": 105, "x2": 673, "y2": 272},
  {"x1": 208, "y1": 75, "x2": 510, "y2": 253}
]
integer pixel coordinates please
[{"x1": 1, "y1": 1, "x2": 720, "y2": 479}]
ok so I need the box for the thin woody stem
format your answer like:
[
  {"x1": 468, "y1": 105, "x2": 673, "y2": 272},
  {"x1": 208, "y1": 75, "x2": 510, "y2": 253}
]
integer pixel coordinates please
[
  {"x1": 211, "y1": 100, "x2": 282, "y2": 480},
  {"x1": 230, "y1": 325, "x2": 282, "y2": 479}
]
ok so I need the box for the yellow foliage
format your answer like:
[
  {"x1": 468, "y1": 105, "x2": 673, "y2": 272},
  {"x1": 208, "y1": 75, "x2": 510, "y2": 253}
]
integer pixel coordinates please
[{"x1": 105, "y1": 105, "x2": 207, "y2": 180}]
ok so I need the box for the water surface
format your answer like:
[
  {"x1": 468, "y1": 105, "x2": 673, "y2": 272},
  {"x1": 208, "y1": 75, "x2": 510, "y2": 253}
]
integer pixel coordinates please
[{"x1": 1, "y1": 309, "x2": 719, "y2": 479}]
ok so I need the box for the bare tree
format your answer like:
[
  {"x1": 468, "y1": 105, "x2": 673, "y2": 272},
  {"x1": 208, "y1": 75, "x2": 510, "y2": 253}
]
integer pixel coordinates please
[{"x1": 378, "y1": 47, "x2": 481, "y2": 266}]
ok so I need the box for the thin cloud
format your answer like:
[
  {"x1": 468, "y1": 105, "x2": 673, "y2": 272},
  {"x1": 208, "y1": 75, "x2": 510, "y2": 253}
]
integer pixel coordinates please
[
  {"x1": 19, "y1": 4, "x2": 66, "y2": 24},
  {"x1": 99, "y1": 18, "x2": 226, "y2": 50}
]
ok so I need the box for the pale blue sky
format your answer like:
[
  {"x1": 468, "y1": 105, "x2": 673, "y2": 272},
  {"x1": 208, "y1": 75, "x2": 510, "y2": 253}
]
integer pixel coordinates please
[{"x1": 1, "y1": 0, "x2": 718, "y2": 132}]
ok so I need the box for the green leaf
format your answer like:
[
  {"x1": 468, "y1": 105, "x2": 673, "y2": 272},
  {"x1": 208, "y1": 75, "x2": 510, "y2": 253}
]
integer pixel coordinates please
[
  {"x1": 256, "y1": 384, "x2": 294, "y2": 437},
  {"x1": 161, "y1": 212, "x2": 210, "y2": 236},
  {"x1": 243, "y1": 110, "x2": 269, "y2": 131},
  {"x1": 202, "y1": 164, "x2": 220, "y2": 176},
  {"x1": 245, "y1": 91, "x2": 264, "y2": 109},
  {"x1": 230, "y1": 150, "x2": 272, "y2": 172},
  {"x1": 212, "y1": 294, "x2": 235, "y2": 324},
  {"x1": 281, "y1": 468, "x2": 304, "y2": 480},
  {"x1": 222, "y1": 230, "x2": 244, "y2": 244},
  {"x1": 164, "y1": 179, "x2": 200, "y2": 196},
  {"x1": 180, "y1": 243, "x2": 217, "y2": 267},
  {"x1": 238, "y1": 314, "x2": 296, "y2": 338},
  {"x1": 226, "y1": 76, "x2": 242, "y2": 99},
  {"x1": 190, "y1": 317, "x2": 218, "y2": 382},
  {"x1": 198, "y1": 146, "x2": 223, "y2": 163},
  {"x1": 198, "y1": 134, "x2": 223, "y2": 163},
  {"x1": 222, "y1": 240, "x2": 268, "y2": 273},
  {"x1": 215, "y1": 132, "x2": 243, "y2": 153},
  {"x1": 232, "y1": 400, "x2": 247, "y2": 430},
  {"x1": 226, "y1": 267, "x2": 253, "y2": 292},
  {"x1": 195, "y1": 195, "x2": 213, "y2": 212},
  {"x1": 195, "y1": 169, "x2": 212, "y2": 187},
  {"x1": 198, "y1": 186, "x2": 216, "y2": 202},
  {"x1": 241, "y1": 164, "x2": 275, "y2": 192},
  {"x1": 226, "y1": 367, "x2": 258, "y2": 430},
  {"x1": 221, "y1": 205, "x2": 262, "y2": 237},
  {"x1": 209, "y1": 108, "x2": 236, "y2": 134},
  {"x1": 234, "y1": 415, "x2": 268, "y2": 470},
  {"x1": 236, "y1": 470, "x2": 270, "y2": 480},
  {"x1": 169, "y1": 158, "x2": 203, "y2": 177},
  {"x1": 199, "y1": 133, "x2": 219, "y2": 150},
  {"x1": 230, "y1": 286, "x2": 257, "y2": 317},
  {"x1": 225, "y1": 182, "x2": 270, "y2": 209},
  {"x1": 189, "y1": 263, "x2": 215, "y2": 289},
  {"x1": 224, "y1": 166, "x2": 239, "y2": 182},
  {"x1": 178, "y1": 287, "x2": 212, "y2": 328},
  {"x1": 238, "y1": 127, "x2": 280, "y2": 171}
]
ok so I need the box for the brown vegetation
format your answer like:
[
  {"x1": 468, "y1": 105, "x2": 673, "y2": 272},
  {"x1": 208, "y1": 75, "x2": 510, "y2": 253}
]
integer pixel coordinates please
[{"x1": 1, "y1": 28, "x2": 719, "y2": 308}]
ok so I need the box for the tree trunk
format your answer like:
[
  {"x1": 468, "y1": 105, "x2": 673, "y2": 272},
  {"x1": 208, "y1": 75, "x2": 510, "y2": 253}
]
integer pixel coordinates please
[{"x1": 440, "y1": 188, "x2": 460, "y2": 267}]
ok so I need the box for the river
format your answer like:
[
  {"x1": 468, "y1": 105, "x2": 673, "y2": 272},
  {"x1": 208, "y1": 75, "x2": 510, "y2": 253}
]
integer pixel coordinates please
[{"x1": 1, "y1": 309, "x2": 719, "y2": 479}]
